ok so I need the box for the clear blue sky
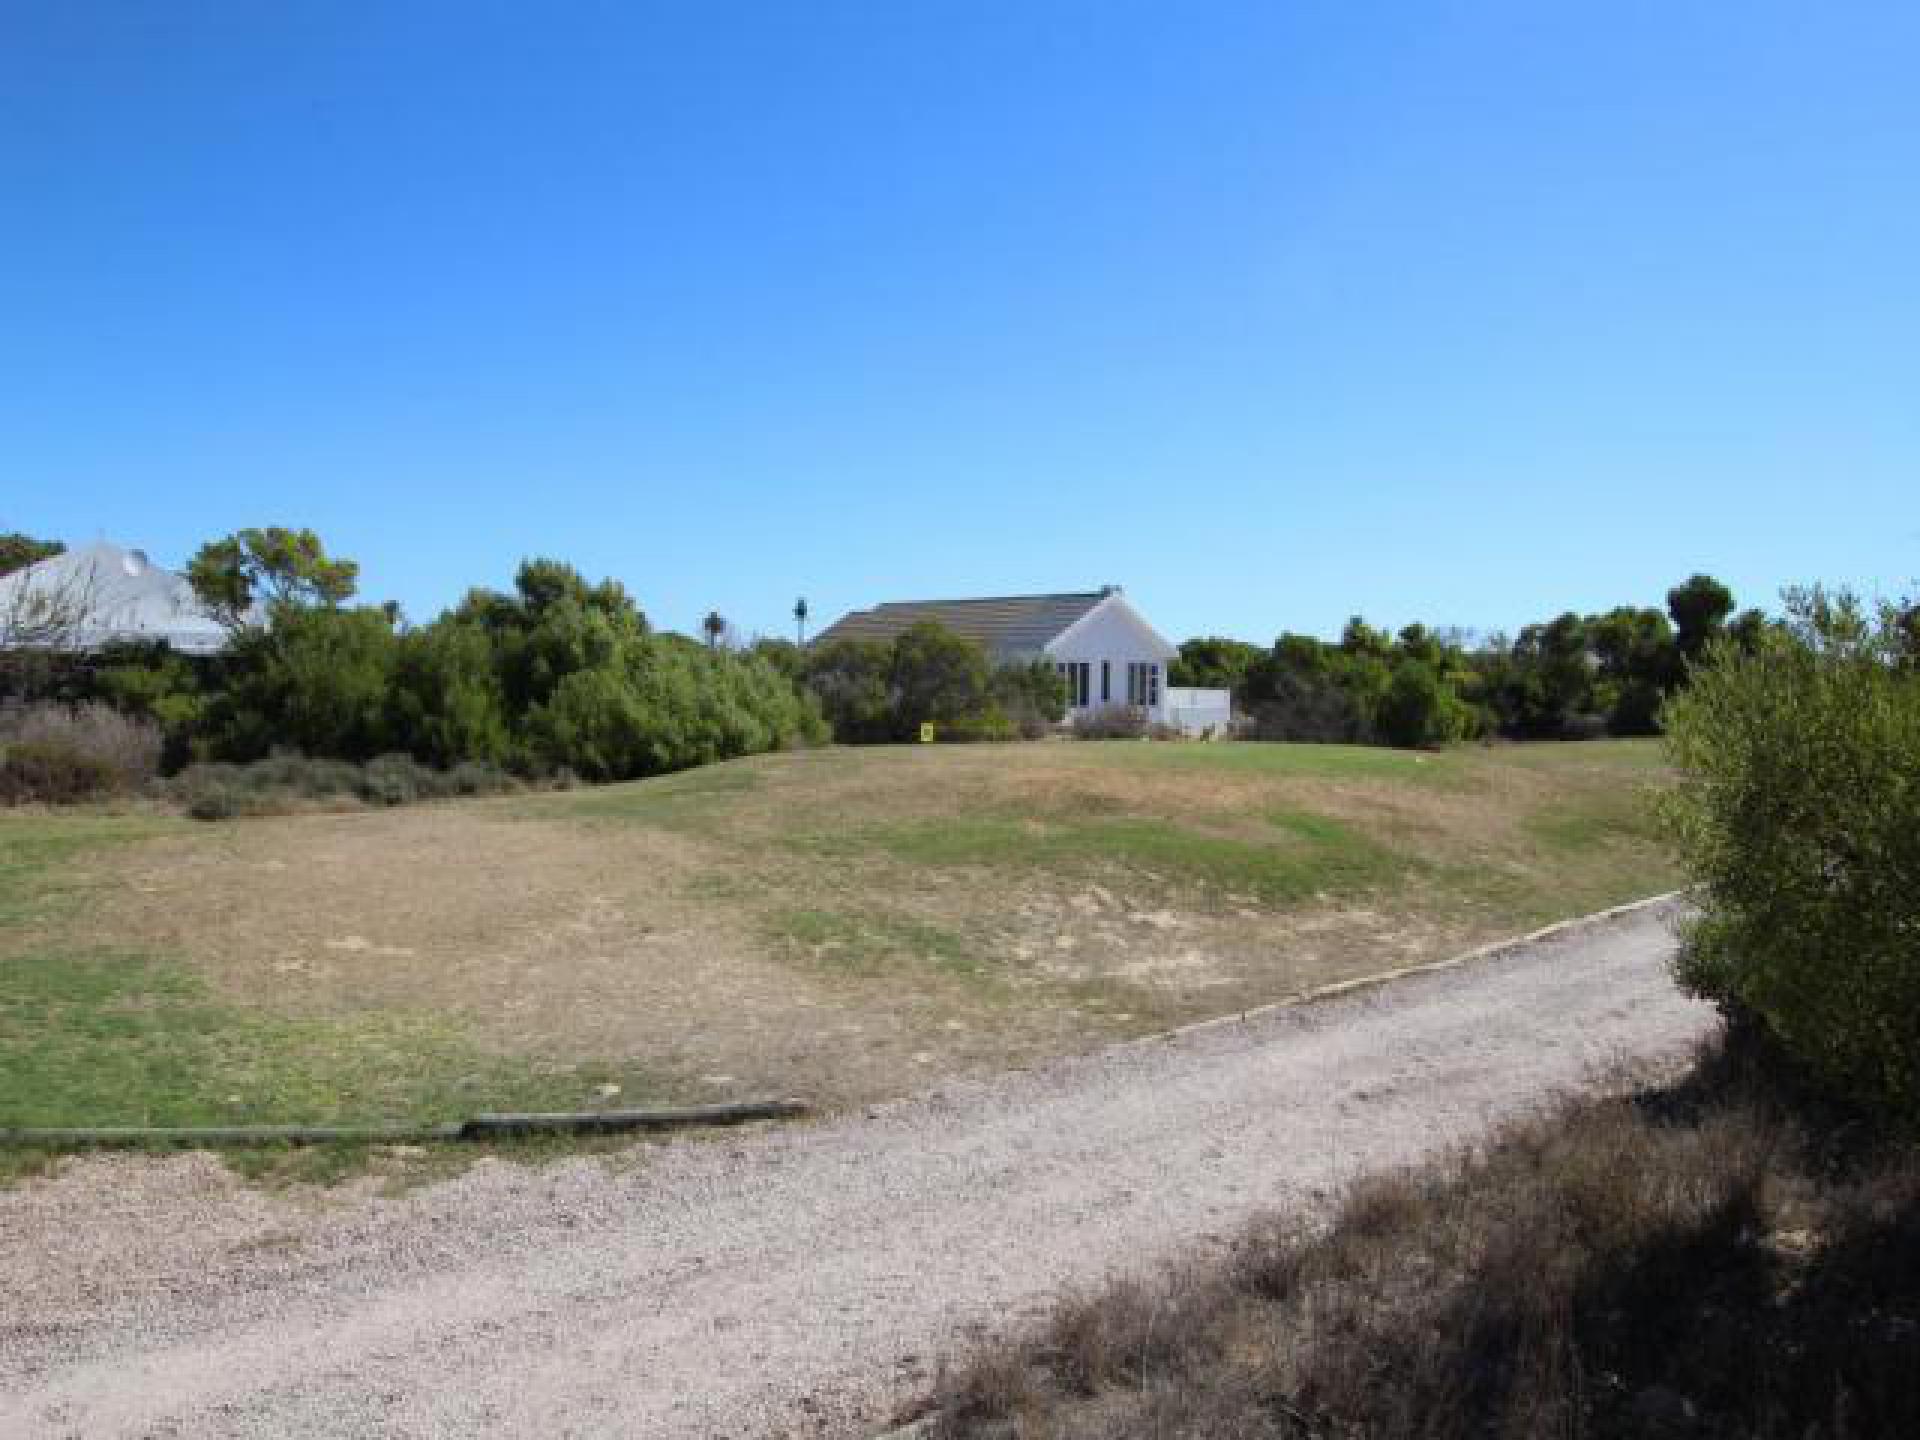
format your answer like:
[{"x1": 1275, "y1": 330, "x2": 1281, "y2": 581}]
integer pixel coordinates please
[{"x1": 4, "y1": 2, "x2": 1915, "y2": 643}]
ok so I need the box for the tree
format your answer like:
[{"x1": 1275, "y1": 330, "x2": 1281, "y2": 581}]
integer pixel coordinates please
[
  {"x1": 1171, "y1": 637, "x2": 1264, "y2": 696},
  {"x1": 0, "y1": 532, "x2": 63, "y2": 578},
  {"x1": 1587, "y1": 606, "x2": 1678, "y2": 735},
  {"x1": 1377, "y1": 657, "x2": 1472, "y2": 748},
  {"x1": 1498, "y1": 613, "x2": 1595, "y2": 736},
  {"x1": 993, "y1": 659, "x2": 1069, "y2": 739},
  {"x1": 1667, "y1": 573, "x2": 1735, "y2": 664},
  {"x1": 186, "y1": 527, "x2": 358, "y2": 629},
  {"x1": 804, "y1": 638, "x2": 894, "y2": 743},
  {"x1": 1661, "y1": 585, "x2": 1920, "y2": 1115},
  {"x1": 205, "y1": 605, "x2": 400, "y2": 760},
  {"x1": 888, "y1": 622, "x2": 993, "y2": 739},
  {"x1": 703, "y1": 611, "x2": 727, "y2": 650},
  {"x1": 1725, "y1": 607, "x2": 1774, "y2": 655}
]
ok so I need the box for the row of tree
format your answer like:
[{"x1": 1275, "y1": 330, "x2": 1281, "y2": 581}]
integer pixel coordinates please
[
  {"x1": 2, "y1": 531, "x2": 1824, "y2": 764},
  {"x1": 1171, "y1": 575, "x2": 1769, "y2": 747},
  {"x1": 3, "y1": 528, "x2": 1064, "y2": 777}
]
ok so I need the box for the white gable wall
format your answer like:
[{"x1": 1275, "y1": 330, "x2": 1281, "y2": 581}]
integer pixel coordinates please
[{"x1": 1042, "y1": 594, "x2": 1180, "y2": 718}]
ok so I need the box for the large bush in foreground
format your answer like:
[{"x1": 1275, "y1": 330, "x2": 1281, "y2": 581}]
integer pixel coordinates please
[{"x1": 1661, "y1": 586, "x2": 1920, "y2": 1115}]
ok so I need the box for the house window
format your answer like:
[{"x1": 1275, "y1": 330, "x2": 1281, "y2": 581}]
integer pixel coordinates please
[
  {"x1": 1057, "y1": 661, "x2": 1090, "y2": 708},
  {"x1": 1101, "y1": 660, "x2": 1111, "y2": 704},
  {"x1": 1127, "y1": 662, "x2": 1162, "y2": 708}
]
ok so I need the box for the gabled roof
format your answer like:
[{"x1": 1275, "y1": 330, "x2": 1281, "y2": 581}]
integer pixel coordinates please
[
  {"x1": 813, "y1": 591, "x2": 1113, "y2": 659},
  {"x1": 0, "y1": 540, "x2": 234, "y2": 654}
]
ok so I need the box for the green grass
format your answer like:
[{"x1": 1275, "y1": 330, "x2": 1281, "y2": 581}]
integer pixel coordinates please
[
  {"x1": 0, "y1": 812, "x2": 667, "y2": 1184},
  {"x1": 771, "y1": 908, "x2": 989, "y2": 983},
  {"x1": 0, "y1": 813, "x2": 184, "y2": 927},
  {"x1": 804, "y1": 807, "x2": 1409, "y2": 907},
  {"x1": 1073, "y1": 739, "x2": 1466, "y2": 784},
  {"x1": 0, "y1": 943, "x2": 663, "y2": 1182},
  {"x1": 528, "y1": 762, "x2": 764, "y2": 830}
]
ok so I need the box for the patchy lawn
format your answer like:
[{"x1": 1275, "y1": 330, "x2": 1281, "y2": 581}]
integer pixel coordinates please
[{"x1": 2, "y1": 739, "x2": 1678, "y2": 1180}]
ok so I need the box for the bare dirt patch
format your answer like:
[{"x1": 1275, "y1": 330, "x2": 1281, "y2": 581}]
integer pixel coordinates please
[{"x1": 82, "y1": 804, "x2": 1117, "y2": 1106}]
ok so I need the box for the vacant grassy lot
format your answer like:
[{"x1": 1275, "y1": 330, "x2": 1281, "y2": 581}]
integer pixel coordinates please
[{"x1": 1, "y1": 740, "x2": 1676, "y2": 1175}]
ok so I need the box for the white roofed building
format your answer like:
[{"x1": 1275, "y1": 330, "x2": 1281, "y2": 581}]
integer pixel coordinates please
[{"x1": 0, "y1": 540, "x2": 236, "y2": 655}]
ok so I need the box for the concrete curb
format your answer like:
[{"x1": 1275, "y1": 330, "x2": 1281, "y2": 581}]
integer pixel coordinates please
[
  {"x1": 1, "y1": 1099, "x2": 813, "y2": 1150},
  {"x1": 1117, "y1": 888, "x2": 1690, "y2": 1054}
]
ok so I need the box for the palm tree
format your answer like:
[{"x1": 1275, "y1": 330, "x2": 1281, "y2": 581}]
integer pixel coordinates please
[
  {"x1": 793, "y1": 596, "x2": 809, "y2": 646},
  {"x1": 702, "y1": 610, "x2": 727, "y2": 649}
]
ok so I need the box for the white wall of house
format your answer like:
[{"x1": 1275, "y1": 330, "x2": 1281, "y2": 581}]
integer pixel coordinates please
[{"x1": 1041, "y1": 593, "x2": 1181, "y2": 719}]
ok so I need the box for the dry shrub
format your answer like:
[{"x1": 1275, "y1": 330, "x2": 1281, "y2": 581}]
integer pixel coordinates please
[
  {"x1": 163, "y1": 751, "x2": 520, "y2": 820},
  {"x1": 933, "y1": 1037, "x2": 1920, "y2": 1439},
  {"x1": 1072, "y1": 705, "x2": 1149, "y2": 740},
  {"x1": 0, "y1": 701, "x2": 161, "y2": 802}
]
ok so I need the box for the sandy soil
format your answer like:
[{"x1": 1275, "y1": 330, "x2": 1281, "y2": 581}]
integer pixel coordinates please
[{"x1": 0, "y1": 898, "x2": 1712, "y2": 1439}]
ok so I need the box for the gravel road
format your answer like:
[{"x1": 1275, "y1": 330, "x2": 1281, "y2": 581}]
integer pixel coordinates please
[{"x1": 0, "y1": 897, "x2": 1711, "y2": 1439}]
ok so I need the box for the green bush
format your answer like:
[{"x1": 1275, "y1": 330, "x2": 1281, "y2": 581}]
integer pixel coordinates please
[
  {"x1": 1660, "y1": 586, "x2": 1920, "y2": 1115},
  {"x1": 0, "y1": 740, "x2": 124, "y2": 804},
  {"x1": 1377, "y1": 658, "x2": 1473, "y2": 748},
  {"x1": 993, "y1": 659, "x2": 1069, "y2": 739}
]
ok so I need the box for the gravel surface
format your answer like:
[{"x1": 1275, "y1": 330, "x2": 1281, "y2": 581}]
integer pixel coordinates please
[{"x1": 0, "y1": 897, "x2": 1711, "y2": 1439}]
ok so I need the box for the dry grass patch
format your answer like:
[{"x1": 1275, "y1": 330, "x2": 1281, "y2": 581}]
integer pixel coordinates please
[
  {"x1": 8, "y1": 739, "x2": 1678, "y2": 1179},
  {"x1": 930, "y1": 1034, "x2": 1920, "y2": 1439}
]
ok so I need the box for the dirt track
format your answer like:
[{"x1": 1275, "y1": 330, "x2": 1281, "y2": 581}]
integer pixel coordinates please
[{"x1": 0, "y1": 898, "x2": 1712, "y2": 1439}]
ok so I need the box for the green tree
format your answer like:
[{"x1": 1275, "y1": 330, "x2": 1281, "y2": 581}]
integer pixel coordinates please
[
  {"x1": 0, "y1": 532, "x2": 63, "y2": 577},
  {"x1": 1667, "y1": 573, "x2": 1736, "y2": 664},
  {"x1": 1171, "y1": 637, "x2": 1264, "y2": 695},
  {"x1": 186, "y1": 527, "x2": 359, "y2": 628},
  {"x1": 208, "y1": 605, "x2": 401, "y2": 760},
  {"x1": 803, "y1": 638, "x2": 894, "y2": 743},
  {"x1": 1376, "y1": 657, "x2": 1472, "y2": 748},
  {"x1": 888, "y1": 622, "x2": 994, "y2": 740},
  {"x1": 993, "y1": 659, "x2": 1070, "y2": 738},
  {"x1": 1661, "y1": 586, "x2": 1920, "y2": 1114},
  {"x1": 1588, "y1": 606, "x2": 1678, "y2": 735}
]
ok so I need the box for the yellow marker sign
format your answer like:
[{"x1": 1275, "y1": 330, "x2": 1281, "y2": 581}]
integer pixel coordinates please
[{"x1": 919, "y1": 722, "x2": 936, "y2": 744}]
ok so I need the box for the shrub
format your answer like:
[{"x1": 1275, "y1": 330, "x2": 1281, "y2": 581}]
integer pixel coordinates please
[
  {"x1": 1073, "y1": 704, "x2": 1149, "y2": 740},
  {"x1": 1377, "y1": 658, "x2": 1473, "y2": 748},
  {"x1": 992, "y1": 659, "x2": 1069, "y2": 739},
  {"x1": 164, "y1": 752, "x2": 518, "y2": 819},
  {"x1": 0, "y1": 741, "x2": 123, "y2": 804},
  {"x1": 0, "y1": 701, "x2": 162, "y2": 800},
  {"x1": 1660, "y1": 585, "x2": 1920, "y2": 1115}
]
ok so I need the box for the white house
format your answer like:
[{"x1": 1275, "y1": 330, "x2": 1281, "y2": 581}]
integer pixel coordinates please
[
  {"x1": 814, "y1": 586, "x2": 1234, "y2": 737},
  {"x1": 0, "y1": 540, "x2": 234, "y2": 655}
]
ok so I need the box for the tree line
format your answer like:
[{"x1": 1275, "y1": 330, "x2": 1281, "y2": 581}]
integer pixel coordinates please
[
  {"x1": 1, "y1": 528, "x2": 1065, "y2": 780},
  {"x1": 0, "y1": 530, "x2": 1818, "y2": 770},
  {"x1": 1171, "y1": 574, "x2": 1770, "y2": 747}
]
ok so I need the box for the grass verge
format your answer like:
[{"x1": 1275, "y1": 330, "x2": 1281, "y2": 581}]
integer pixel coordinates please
[{"x1": 929, "y1": 1031, "x2": 1920, "y2": 1439}]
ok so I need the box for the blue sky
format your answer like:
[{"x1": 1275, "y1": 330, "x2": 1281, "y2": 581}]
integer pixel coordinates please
[{"x1": 3, "y1": 2, "x2": 1915, "y2": 643}]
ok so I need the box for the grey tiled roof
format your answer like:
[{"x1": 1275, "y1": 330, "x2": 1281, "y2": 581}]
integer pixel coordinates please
[{"x1": 812, "y1": 592, "x2": 1110, "y2": 659}]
